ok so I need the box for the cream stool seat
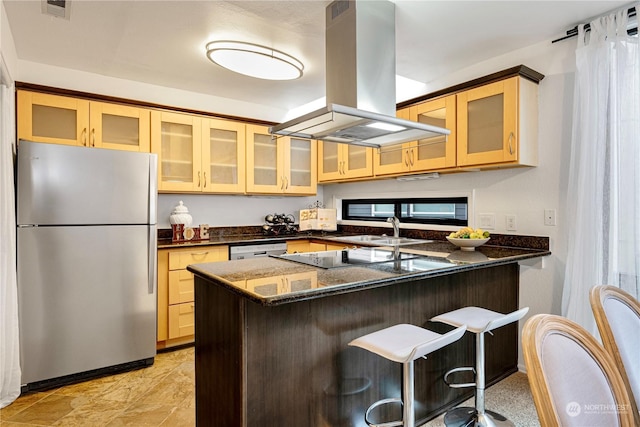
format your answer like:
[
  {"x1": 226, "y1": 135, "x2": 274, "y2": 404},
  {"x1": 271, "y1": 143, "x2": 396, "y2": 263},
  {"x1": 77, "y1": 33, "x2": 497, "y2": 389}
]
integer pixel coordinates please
[
  {"x1": 431, "y1": 307, "x2": 529, "y2": 427},
  {"x1": 349, "y1": 323, "x2": 466, "y2": 427}
]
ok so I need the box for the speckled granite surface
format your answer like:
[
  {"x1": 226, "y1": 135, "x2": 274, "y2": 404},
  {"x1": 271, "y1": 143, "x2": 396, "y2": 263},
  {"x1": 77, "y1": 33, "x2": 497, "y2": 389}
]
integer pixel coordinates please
[
  {"x1": 158, "y1": 225, "x2": 550, "y2": 251},
  {"x1": 187, "y1": 242, "x2": 550, "y2": 306}
]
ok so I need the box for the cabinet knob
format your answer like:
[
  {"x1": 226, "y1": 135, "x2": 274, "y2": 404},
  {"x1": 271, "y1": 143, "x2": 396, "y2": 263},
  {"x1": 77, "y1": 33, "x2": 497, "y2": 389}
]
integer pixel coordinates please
[
  {"x1": 91, "y1": 128, "x2": 96, "y2": 147},
  {"x1": 197, "y1": 171, "x2": 201, "y2": 187},
  {"x1": 81, "y1": 128, "x2": 87, "y2": 146},
  {"x1": 203, "y1": 172, "x2": 207, "y2": 188}
]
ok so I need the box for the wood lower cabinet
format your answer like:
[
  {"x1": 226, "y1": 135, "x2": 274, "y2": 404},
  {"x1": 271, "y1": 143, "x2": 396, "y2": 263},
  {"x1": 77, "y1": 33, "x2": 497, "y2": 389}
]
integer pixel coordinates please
[
  {"x1": 18, "y1": 90, "x2": 150, "y2": 152},
  {"x1": 157, "y1": 245, "x2": 228, "y2": 348},
  {"x1": 249, "y1": 271, "x2": 318, "y2": 293},
  {"x1": 287, "y1": 240, "x2": 311, "y2": 253},
  {"x1": 288, "y1": 239, "x2": 355, "y2": 253}
]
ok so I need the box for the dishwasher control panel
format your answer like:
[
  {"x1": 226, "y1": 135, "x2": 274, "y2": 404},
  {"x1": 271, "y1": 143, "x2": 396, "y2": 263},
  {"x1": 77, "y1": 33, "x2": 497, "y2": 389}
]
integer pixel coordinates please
[{"x1": 229, "y1": 242, "x2": 288, "y2": 260}]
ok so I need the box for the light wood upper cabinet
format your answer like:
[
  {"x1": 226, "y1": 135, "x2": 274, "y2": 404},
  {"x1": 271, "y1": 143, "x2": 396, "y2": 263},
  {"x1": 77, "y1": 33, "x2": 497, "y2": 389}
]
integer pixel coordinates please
[
  {"x1": 151, "y1": 110, "x2": 202, "y2": 192},
  {"x1": 285, "y1": 135, "x2": 317, "y2": 194},
  {"x1": 456, "y1": 76, "x2": 537, "y2": 167},
  {"x1": 374, "y1": 97, "x2": 456, "y2": 176},
  {"x1": 18, "y1": 91, "x2": 150, "y2": 152},
  {"x1": 89, "y1": 102, "x2": 150, "y2": 151},
  {"x1": 246, "y1": 125, "x2": 317, "y2": 195},
  {"x1": 201, "y1": 118, "x2": 246, "y2": 193},
  {"x1": 410, "y1": 95, "x2": 457, "y2": 170},
  {"x1": 152, "y1": 112, "x2": 247, "y2": 194},
  {"x1": 318, "y1": 141, "x2": 373, "y2": 182}
]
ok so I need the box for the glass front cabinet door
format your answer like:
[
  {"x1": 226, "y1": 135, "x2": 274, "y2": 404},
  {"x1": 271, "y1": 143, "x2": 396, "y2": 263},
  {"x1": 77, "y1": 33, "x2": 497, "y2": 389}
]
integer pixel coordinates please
[
  {"x1": 374, "y1": 99, "x2": 456, "y2": 176},
  {"x1": 318, "y1": 141, "x2": 373, "y2": 182},
  {"x1": 284, "y1": 135, "x2": 316, "y2": 194},
  {"x1": 18, "y1": 91, "x2": 150, "y2": 152},
  {"x1": 151, "y1": 111, "x2": 202, "y2": 192},
  {"x1": 89, "y1": 102, "x2": 150, "y2": 152},
  {"x1": 246, "y1": 125, "x2": 316, "y2": 195},
  {"x1": 456, "y1": 76, "x2": 537, "y2": 167},
  {"x1": 18, "y1": 91, "x2": 89, "y2": 146},
  {"x1": 246, "y1": 125, "x2": 279, "y2": 193},
  {"x1": 201, "y1": 118, "x2": 246, "y2": 193}
]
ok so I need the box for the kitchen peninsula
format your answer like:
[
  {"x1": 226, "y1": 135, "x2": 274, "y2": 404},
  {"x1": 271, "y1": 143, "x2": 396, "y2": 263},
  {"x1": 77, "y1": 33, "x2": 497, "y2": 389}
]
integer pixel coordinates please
[{"x1": 188, "y1": 242, "x2": 549, "y2": 426}]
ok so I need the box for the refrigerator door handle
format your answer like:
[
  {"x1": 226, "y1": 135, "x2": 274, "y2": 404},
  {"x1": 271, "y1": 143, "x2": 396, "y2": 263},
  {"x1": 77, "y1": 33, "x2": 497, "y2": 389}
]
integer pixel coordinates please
[
  {"x1": 148, "y1": 227, "x2": 157, "y2": 295},
  {"x1": 148, "y1": 154, "x2": 158, "y2": 225}
]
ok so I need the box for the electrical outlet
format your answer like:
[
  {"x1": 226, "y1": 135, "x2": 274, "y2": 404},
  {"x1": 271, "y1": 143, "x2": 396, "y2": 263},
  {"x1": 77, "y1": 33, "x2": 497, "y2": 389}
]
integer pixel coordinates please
[
  {"x1": 544, "y1": 209, "x2": 557, "y2": 226},
  {"x1": 478, "y1": 213, "x2": 495, "y2": 230},
  {"x1": 506, "y1": 214, "x2": 517, "y2": 231}
]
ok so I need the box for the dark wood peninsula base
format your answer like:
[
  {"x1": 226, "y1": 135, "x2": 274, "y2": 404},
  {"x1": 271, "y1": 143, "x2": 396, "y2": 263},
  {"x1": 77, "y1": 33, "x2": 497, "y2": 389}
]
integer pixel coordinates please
[{"x1": 193, "y1": 263, "x2": 521, "y2": 426}]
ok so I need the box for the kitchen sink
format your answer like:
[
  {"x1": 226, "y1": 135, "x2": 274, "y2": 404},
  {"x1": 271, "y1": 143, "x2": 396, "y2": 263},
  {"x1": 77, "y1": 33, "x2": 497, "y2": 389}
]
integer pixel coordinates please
[
  {"x1": 331, "y1": 235, "x2": 385, "y2": 243},
  {"x1": 373, "y1": 237, "x2": 430, "y2": 245},
  {"x1": 331, "y1": 235, "x2": 431, "y2": 246}
]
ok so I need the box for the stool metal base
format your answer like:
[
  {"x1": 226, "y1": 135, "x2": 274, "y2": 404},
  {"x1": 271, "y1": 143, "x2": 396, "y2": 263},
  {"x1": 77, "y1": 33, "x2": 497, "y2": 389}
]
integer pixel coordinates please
[
  {"x1": 443, "y1": 407, "x2": 515, "y2": 427},
  {"x1": 365, "y1": 397, "x2": 403, "y2": 427}
]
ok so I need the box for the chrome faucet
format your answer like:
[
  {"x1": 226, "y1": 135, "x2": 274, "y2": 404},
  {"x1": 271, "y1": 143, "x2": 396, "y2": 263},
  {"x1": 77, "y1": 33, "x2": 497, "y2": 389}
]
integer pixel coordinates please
[{"x1": 387, "y1": 216, "x2": 400, "y2": 238}]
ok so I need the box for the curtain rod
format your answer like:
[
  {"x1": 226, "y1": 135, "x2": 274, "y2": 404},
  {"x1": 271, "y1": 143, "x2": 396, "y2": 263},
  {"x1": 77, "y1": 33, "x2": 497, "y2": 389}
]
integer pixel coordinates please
[{"x1": 552, "y1": 6, "x2": 637, "y2": 43}]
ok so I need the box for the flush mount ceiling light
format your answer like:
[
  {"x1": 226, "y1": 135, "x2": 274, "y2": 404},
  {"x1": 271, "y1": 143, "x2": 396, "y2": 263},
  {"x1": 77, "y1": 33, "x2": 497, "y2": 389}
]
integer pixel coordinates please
[{"x1": 205, "y1": 41, "x2": 303, "y2": 81}]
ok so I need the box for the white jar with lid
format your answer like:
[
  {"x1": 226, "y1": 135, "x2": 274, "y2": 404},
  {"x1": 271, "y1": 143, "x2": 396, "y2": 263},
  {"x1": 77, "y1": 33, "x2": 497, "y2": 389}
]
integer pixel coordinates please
[{"x1": 169, "y1": 201, "x2": 193, "y2": 226}]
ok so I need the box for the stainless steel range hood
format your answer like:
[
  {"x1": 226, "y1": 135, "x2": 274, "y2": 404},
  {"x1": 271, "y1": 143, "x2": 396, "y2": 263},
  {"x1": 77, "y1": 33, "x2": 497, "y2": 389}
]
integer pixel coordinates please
[{"x1": 269, "y1": 0, "x2": 449, "y2": 148}]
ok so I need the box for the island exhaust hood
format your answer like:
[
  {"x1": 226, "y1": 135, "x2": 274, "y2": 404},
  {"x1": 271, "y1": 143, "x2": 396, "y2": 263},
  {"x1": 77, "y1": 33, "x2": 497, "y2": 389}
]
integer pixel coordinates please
[{"x1": 269, "y1": 0, "x2": 450, "y2": 148}]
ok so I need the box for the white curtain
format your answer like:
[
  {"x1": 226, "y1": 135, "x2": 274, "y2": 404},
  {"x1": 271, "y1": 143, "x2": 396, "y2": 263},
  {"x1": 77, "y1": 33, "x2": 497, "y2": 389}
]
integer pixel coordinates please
[
  {"x1": 562, "y1": 5, "x2": 640, "y2": 333},
  {"x1": 0, "y1": 61, "x2": 20, "y2": 407}
]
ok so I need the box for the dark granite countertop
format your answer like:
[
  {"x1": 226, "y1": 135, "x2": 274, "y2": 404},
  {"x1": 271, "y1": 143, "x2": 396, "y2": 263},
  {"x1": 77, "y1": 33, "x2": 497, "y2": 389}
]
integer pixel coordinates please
[
  {"x1": 187, "y1": 241, "x2": 550, "y2": 306},
  {"x1": 157, "y1": 230, "x2": 340, "y2": 249}
]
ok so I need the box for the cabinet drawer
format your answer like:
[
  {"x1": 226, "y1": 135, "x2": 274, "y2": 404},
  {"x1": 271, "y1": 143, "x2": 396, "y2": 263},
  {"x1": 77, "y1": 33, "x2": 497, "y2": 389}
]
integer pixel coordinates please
[
  {"x1": 168, "y1": 302, "x2": 195, "y2": 339},
  {"x1": 168, "y1": 246, "x2": 227, "y2": 270},
  {"x1": 168, "y1": 270, "x2": 194, "y2": 304}
]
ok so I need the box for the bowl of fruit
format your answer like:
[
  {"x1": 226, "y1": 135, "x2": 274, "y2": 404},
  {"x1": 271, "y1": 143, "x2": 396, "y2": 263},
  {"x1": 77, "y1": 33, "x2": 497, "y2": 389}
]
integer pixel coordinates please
[{"x1": 446, "y1": 227, "x2": 490, "y2": 251}]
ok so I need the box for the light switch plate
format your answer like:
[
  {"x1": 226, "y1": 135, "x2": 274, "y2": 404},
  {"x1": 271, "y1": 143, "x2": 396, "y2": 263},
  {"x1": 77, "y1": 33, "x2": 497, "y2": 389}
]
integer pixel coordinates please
[
  {"x1": 478, "y1": 213, "x2": 495, "y2": 230},
  {"x1": 544, "y1": 209, "x2": 557, "y2": 226}
]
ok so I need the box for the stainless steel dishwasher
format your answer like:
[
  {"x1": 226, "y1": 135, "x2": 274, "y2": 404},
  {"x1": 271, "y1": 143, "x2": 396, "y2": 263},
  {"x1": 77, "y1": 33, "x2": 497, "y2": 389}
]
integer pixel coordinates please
[{"x1": 228, "y1": 242, "x2": 288, "y2": 260}]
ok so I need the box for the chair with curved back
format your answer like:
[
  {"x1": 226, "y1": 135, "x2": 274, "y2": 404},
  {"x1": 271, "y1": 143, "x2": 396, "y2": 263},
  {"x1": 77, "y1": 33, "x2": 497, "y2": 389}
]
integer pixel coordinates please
[
  {"x1": 522, "y1": 314, "x2": 639, "y2": 427},
  {"x1": 590, "y1": 285, "x2": 640, "y2": 418}
]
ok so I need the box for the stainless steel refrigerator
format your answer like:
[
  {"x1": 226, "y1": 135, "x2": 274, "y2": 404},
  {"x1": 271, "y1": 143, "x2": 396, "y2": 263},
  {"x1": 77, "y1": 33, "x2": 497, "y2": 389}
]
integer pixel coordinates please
[{"x1": 16, "y1": 140, "x2": 158, "y2": 390}]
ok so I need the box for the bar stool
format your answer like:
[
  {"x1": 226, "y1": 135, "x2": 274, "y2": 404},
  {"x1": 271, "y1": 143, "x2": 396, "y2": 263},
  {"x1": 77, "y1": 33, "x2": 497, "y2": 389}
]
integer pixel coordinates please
[
  {"x1": 349, "y1": 323, "x2": 467, "y2": 427},
  {"x1": 431, "y1": 307, "x2": 529, "y2": 427}
]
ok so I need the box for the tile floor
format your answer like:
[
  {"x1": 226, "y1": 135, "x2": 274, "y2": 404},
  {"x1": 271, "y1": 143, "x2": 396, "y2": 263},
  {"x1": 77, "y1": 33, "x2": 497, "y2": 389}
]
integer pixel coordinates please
[
  {"x1": 0, "y1": 346, "x2": 195, "y2": 427},
  {"x1": 2, "y1": 346, "x2": 538, "y2": 427}
]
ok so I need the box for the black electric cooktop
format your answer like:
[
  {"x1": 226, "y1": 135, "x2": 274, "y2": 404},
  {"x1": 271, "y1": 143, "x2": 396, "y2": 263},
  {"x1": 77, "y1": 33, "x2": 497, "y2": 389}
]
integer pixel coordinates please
[{"x1": 271, "y1": 247, "x2": 420, "y2": 269}]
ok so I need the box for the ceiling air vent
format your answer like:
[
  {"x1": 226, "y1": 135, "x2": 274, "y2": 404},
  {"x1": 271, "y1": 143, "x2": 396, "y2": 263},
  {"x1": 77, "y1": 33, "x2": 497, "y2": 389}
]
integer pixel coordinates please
[{"x1": 41, "y1": 0, "x2": 71, "y2": 20}]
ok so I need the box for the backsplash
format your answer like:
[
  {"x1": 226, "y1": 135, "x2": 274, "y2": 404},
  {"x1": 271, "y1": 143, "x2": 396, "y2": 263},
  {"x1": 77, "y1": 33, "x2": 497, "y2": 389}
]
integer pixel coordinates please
[{"x1": 158, "y1": 225, "x2": 549, "y2": 251}]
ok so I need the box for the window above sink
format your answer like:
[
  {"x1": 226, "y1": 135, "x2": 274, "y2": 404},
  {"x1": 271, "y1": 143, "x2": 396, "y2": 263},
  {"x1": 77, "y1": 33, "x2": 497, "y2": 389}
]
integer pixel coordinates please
[{"x1": 341, "y1": 196, "x2": 468, "y2": 227}]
